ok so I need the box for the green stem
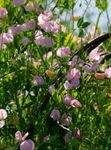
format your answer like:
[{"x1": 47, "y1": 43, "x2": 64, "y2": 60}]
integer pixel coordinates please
[{"x1": 94, "y1": 12, "x2": 102, "y2": 38}]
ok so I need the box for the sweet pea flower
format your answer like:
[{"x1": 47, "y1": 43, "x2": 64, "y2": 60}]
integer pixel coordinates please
[
  {"x1": 56, "y1": 47, "x2": 71, "y2": 57},
  {"x1": 64, "y1": 132, "x2": 71, "y2": 144},
  {"x1": 20, "y1": 139, "x2": 35, "y2": 150},
  {"x1": 0, "y1": 109, "x2": 7, "y2": 128},
  {"x1": 63, "y1": 94, "x2": 73, "y2": 106},
  {"x1": 74, "y1": 128, "x2": 81, "y2": 139},
  {"x1": 70, "y1": 99, "x2": 81, "y2": 107},
  {"x1": 50, "y1": 109, "x2": 60, "y2": 121},
  {"x1": 64, "y1": 80, "x2": 72, "y2": 90},
  {"x1": 22, "y1": 37, "x2": 29, "y2": 46},
  {"x1": 15, "y1": 131, "x2": 35, "y2": 150},
  {"x1": 38, "y1": 10, "x2": 53, "y2": 23},
  {"x1": 8, "y1": 25, "x2": 22, "y2": 35},
  {"x1": 70, "y1": 78, "x2": 80, "y2": 87},
  {"x1": 66, "y1": 68, "x2": 81, "y2": 80},
  {"x1": 0, "y1": 8, "x2": 8, "y2": 18},
  {"x1": 21, "y1": 21, "x2": 36, "y2": 31},
  {"x1": 35, "y1": 31, "x2": 54, "y2": 47},
  {"x1": 105, "y1": 67, "x2": 111, "y2": 78},
  {"x1": 2, "y1": 31, "x2": 13, "y2": 44},
  {"x1": 0, "y1": 120, "x2": 5, "y2": 128},
  {"x1": 25, "y1": 1, "x2": 39, "y2": 12},
  {"x1": 0, "y1": 109, "x2": 7, "y2": 120},
  {"x1": 15, "y1": 131, "x2": 22, "y2": 142},
  {"x1": 88, "y1": 48, "x2": 101, "y2": 62},
  {"x1": 61, "y1": 113, "x2": 72, "y2": 126},
  {"x1": 63, "y1": 94, "x2": 81, "y2": 107},
  {"x1": 12, "y1": 0, "x2": 25, "y2": 6},
  {"x1": 32, "y1": 75, "x2": 44, "y2": 86},
  {"x1": 71, "y1": 55, "x2": 78, "y2": 66}
]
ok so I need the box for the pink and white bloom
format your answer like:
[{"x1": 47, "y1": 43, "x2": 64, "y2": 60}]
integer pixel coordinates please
[
  {"x1": 8, "y1": 25, "x2": 22, "y2": 35},
  {"x1": 12, "y1": 0, "x2": 25, "y2": 6},
  {"x1": 66, "y1": 68, "x2": 81, "y2": 80},
  {"x1": 64, "y1": 80, "x2": 73, "y2": 90},
  {"x1": 32, "y1": 75, "x2": 44, "y2": 86},
  {"x1": 0, "y1": 120, "x2": 5, "y2": 128},
  {"x1": 35, "y1": 31, "x2": 53, "y2": 47},
  {"x1": 0, "y1": 8, "x2": 8, "y2": 18},
  {"x1": 61, "y1": 113, "x2": 72, "y2": 126},
  {"x1": 105, "y1": 67, "x2": 111, "y2": 78},
  {"x1": 21, "y1": 21, "x2": 36, "y2": 31},
  {"x1": 56, "y1": 47, "x2": 71, "y2": 57},
  {"x1": 0, "y1": 109, "x2": 7, "y2": 120},
  {"x1": 15, "y1": 131, "x2": 22, "y2": 142},
  {"x1": 74, "y1": 128, "x2": 81, "y2": 139},
  {"x1": 63, "y1": 94, "x2": 81, "y2": 107},
  {"x1": 22, "y1": 37, "x2": 29, "y2": 46},
  {"x1": 50, "y1": 109, "x2": 60, "y2": 121},
  {"x1": 20, "y1": 139, "x2": 35, "y2": 150},
  {"x1": 88, "y1": 48, "x2": 101, "y2": 62},
  {"x1": 0, "y1": 109, "x2": 7, "y2": 128}
]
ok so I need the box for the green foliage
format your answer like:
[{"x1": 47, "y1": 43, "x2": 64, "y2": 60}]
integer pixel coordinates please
[{"x1": 96, "y1": 0, "x2": 109, "y2": 11}]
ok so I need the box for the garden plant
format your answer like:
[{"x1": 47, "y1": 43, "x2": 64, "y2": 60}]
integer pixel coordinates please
[{"x1": 0, "y1": 0, "x2": 111, "y2": 149}]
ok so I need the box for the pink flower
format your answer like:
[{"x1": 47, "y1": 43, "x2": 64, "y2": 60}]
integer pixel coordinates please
[
  {"x1": 105, "y1": 67, "x2": 111, "y2": 78},
  {"x1": 63, "y1": 94, "x2": 73, "y2": 106},
  {"x1": 71, "y1": 55, "x2": 78, "y2": 65},
  {"x1": 64, "y1": 78, "x2": 80, "y2": 90},
  {"x1": 70, "y1": 100, "x2": 81, "y2": 107},
  {"x1": 0, "y1": 109, "x2": 7, "y2": 128},
  {"x1": 56, "y1": 47, "x2": 71, "y2": 57},
  {"x1": 21, "y1": 21, "x2": 36, "y2": 31},
  {"x1": 25, "y1": 1, "x2": 39, "y2": 12},
  {"x1": 66, "y1": 68, "x2": 81, "y2": 80},
  {"x1": 50, "y1": 109, "x2": 60, "y2": 121},
  {"x1": 32, "y1": 75, "x2": 44, "y2": 86},
  {"x1": 8, "y1": 25, "x2": 22, "y2": 35},
  {"x1": 0, "y1": 8, "x2": 8, "y2": 18},
  {"x1": 15, "y1": 131, "x2": 22, "y2": 142},
  {"x1": 88, "y1": 48, "x2": 101, "y2": 62},
  {"x1": 64, "y1": 80, "x2": 73, "y2": 90},
  {"x1": 38, "y1": 10, "x2": 53, "y2": 24},
  {"x1": 64, "y1": 132, "x2": 71, "y2": 144},
  {"x1": 61, "y1": 113, "x2": 72, "y2": 126},
  {"x1": 0, "y1": 109, "x2": 7, "y2": 120},
  {"x1": 74, "y1": 128, "x2": 81, "y2": 139},
  {"x1": 22, "y1": 37, "x2": 29, "y2": 46},
  {"x1": 12, "y1": 0, "x2": 25, "y2": 6},
  {"x1": 35, "y1": 31, "x2": 53, "y2": 47},
  {"x1": 2, "y1": 31, "x2": 13, "y2": 44},
  {"x1": 20, "y1": 139, "x2": 35, "y2": 150},
  {"x1": 0, "y1": 120, "x2": 5, "y2": 128},
  {"x1": 70, "y1": 78, "x2": 80, "y2": 87},
  {"x1": 63, "y1": 94, "x2": 81, "y2": 107}
]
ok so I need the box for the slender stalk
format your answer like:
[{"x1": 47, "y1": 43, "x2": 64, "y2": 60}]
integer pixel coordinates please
[{"x1": 94, "y1": 12, "x2": 102, "y2": 38}]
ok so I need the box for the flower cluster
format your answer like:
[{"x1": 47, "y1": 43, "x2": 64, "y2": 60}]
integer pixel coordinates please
[{"x1": 15, "y1": 131, "x2": 34, "y2": 150}]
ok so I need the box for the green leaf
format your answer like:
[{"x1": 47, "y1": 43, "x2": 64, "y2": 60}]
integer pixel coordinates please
[
  {"x1": 77, "y1": 17, "x2": 84, "y2": 28},
  {"x1": 78, "y1": 28, "x2": 84, "y2": 37},
  {"x1": 96, "y1": 0, "x2": 108, "y2": 11},
  {"x1": 82, "y1": 22, "x2": 90, "y2": 28}
]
